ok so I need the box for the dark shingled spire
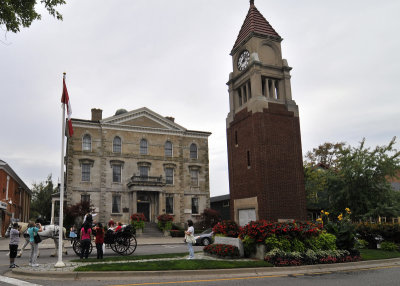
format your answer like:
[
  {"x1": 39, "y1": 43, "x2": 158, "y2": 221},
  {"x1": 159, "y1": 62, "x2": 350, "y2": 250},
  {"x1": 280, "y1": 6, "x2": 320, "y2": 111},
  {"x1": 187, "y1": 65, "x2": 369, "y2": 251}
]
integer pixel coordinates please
[{"x1": 232, "y1": 1, "x2": 281, "y2": 53}]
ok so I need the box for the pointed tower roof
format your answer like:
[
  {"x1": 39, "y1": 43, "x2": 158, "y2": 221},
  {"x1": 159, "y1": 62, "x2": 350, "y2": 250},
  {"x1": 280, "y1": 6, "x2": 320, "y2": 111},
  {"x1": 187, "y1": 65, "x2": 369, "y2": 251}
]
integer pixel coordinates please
[{"x1": 231, "y1": 0, "x2": 281, "y2": 54}]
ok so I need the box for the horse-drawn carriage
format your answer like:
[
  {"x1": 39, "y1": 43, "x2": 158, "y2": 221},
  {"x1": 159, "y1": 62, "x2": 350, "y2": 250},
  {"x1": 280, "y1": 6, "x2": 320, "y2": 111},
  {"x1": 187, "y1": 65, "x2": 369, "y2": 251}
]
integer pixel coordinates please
[{"x1": 72, "y1": 224, "x2": 137, "y2": 256}]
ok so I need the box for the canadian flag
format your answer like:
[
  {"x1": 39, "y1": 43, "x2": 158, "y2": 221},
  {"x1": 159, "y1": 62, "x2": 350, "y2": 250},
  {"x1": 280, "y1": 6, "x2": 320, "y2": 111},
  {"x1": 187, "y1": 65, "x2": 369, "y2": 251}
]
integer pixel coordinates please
[{"x1": 61, "y1": 76, "x2": 73, "y2": 137}]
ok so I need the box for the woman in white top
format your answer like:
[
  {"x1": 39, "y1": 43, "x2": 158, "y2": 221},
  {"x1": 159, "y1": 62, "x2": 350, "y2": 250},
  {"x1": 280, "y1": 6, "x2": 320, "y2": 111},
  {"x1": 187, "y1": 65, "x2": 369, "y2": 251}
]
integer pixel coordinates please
[{"x1": 185, "y1": 220, "x2": 195, "y2": 259}]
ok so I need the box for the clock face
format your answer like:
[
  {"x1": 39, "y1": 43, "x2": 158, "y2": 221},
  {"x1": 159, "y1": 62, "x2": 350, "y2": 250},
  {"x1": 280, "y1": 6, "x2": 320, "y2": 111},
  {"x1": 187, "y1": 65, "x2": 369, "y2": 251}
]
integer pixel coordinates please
[{"x1": 237, "y1": 50, "x2": 250, "y2": 71}]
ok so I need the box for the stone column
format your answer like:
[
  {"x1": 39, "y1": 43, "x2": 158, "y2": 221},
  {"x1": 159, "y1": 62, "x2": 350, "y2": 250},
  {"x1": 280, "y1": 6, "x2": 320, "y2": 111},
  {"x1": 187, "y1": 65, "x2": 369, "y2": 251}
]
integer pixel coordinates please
[
  {"x1": 132, "y1": 191, "x2": 137, "y2": 214},
  {"x1": 265, "y1": 79, "x2": 270, "y2": 98}
]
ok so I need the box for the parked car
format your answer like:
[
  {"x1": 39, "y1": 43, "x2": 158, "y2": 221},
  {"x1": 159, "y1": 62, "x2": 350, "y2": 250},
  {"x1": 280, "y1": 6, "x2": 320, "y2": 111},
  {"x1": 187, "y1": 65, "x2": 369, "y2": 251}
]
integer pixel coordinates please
[{"x1": 195, "y1": 228, "x2": 213, "y2": 246}]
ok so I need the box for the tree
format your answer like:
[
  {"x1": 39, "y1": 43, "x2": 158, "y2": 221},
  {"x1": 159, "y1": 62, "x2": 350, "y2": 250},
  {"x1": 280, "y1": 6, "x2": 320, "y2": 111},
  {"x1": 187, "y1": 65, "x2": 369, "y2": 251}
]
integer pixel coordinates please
[
  {"x1": 0, "y1": 0, "x2": 66, "y2": 33},
  {"x1": 304, "y1": 142, "x2": 345, "y2": 168},
  {"x1": 305, "y1": 137, "x2": 400, "y2": 220},
  {"x1": 30, "y1": 174, "x2": 56, "y2": 222}
]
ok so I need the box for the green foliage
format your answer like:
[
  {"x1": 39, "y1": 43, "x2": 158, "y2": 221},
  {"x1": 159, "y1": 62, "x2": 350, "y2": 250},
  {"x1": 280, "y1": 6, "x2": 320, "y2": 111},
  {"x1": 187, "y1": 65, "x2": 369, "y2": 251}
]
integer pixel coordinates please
[
  {"x1": 324, "y1": 210, "x2": 356, "y2": 251},
  {"x1": 265, "y1": 235, "x2": 281, "y2": 251},
  {"x1": 30, "y1": 175, "x2": 56, "y2": 222},
  {"x1": 0, "y1": 0, "x2": 66, "y2": 33},
  {"x1": 380, "y1": 241, "x2": 398, "y2": 252},
  {"x1": 305, "y1": 232, "x2": 337, "y2": 251},
  {"x1": 241, "y1": 235, "x2": 256, "y2": 257},
  {"x1": 304, "y1": 138, "x2": 400, "y2": 220},
  {"x1": 355, "y1": 239, "x2": 369, "y2": 249},
  {"x1": 157, "y1": 214, "x2": 174, "y2": 231},
  {"x1": 355, "y1": 223, "x2": 400, "y2": 248},
  {"x1": 291, "y1": 238, "x2": 305, "y2": 252},
  {"x1": 64, "y1": 200, "x2": 95, "y2": 228}
]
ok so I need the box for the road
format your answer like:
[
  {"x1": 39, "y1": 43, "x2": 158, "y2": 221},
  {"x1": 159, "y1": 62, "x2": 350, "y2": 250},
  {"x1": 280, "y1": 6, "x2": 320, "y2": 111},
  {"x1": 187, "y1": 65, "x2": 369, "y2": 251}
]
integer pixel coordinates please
[{"x1": 0, "y1": 245, "x2": 399, "y2": 286}]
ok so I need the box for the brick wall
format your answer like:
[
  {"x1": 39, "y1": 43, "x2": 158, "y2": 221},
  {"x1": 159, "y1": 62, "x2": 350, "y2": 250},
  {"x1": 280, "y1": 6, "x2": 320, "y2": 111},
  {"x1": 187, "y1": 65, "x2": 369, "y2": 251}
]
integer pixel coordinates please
[{"x1": 227, "y1": 103, "x2": 307, "y2": 221}]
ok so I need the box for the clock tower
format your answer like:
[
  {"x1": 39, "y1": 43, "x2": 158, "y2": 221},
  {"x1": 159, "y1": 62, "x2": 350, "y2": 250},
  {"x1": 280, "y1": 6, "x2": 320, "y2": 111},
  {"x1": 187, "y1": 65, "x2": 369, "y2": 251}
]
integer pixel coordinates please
[{"x1": 227, "y1": 0, "x2": 307, "y2": 224}]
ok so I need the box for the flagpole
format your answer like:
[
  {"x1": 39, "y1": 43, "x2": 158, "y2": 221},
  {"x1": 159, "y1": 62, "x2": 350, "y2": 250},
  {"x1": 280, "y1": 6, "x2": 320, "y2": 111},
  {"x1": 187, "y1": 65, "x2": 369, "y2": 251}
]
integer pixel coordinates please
[{"x1": 55, "y1": 73, "x2": 67, "y2": 268}]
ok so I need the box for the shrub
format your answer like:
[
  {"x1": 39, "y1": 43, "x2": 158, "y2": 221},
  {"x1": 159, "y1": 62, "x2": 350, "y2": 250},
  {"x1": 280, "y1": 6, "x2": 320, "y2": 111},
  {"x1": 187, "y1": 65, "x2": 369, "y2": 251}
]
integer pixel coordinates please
[
  {"x1": 291, "y1": 238, "x2": 305, "y2": 252},
  {"x1": 264, "y1": 249, "x2": 361, "y2": 266},
  {"x1": 324, "y1": 208, "x2": 356, "y2": 251},
  {"x1": 355, "y1": 223, "x2": 400, "y2": 248},
  {"x1": 380, "y1": 241, "x2": 398, "y2": 252},
  {"x1": 242, "y1": 235, "x2": 256, "y2": 257},
  {"x1": 264, "y1": 235, "x2": 291, "y2": 252},
  {"x1": 157, "y1": 214, "x2": 174, "y2": 231},
  {"x1": 203, "y1": 244, "x2": 240, "y2": 258},
  {"x1": 239, "y1": 220, "x2": 321, "y2": 243},
  {"x1": 355, "y1": 238, "x2": 369, "y2": 249},
  {"x1": 130, "y1": 213, "x2": 146, "y2": 230},
  {"x1": 305, "y1": 232, "x2": 336, "y2": 251},
  {"x1": 212, "y1": 220, "x2": 240, "y2": 238},
  {"x1": 198, "y1": 208, "x2": 221, "y2": 230}
]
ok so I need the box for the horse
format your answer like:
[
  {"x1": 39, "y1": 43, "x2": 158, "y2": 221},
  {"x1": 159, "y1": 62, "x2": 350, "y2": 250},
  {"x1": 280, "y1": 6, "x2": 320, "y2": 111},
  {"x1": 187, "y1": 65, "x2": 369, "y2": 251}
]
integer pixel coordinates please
[{"x1": 5, "y1": 222, "x2": 68, "y2": 257}]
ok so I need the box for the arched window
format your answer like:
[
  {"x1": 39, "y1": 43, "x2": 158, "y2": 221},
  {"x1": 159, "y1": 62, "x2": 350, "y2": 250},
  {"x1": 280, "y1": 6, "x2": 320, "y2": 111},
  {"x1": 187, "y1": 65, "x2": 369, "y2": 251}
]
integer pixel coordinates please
[
  {"x1": 140, "y1": 139, "x2": 148, "y2": 155},
  {"x1": 113, "y1": 136, "x2": 121, "y2": 153},
  {"x1": 165, "y1": 141, "x2": 173, "y2": 157},
  {"x1": 82, "y1": 134, "x2": 91, "y2": 151},
  {"x1": 190, "y1": 143, "x2": 197, "y2": 159}
]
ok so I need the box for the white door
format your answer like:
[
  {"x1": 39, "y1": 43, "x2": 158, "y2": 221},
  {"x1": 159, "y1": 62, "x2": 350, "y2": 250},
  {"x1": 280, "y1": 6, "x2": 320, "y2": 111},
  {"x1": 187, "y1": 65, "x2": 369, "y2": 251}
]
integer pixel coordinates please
[{"x1": 238, "y1": 209, "x2": 256, "y2": 226}]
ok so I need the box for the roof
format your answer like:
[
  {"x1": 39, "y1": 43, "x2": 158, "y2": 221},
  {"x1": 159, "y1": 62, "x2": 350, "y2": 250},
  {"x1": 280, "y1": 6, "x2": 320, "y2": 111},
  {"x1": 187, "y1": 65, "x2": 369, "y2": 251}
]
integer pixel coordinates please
[
  {"x1": 232, "y1": 0, "x2": 281, "y2": 54},
  {"x1": 210, "y1": 194, "x2": 230, "y2": 203},
  {"x1": 0, "y1": 160, "x2": 31, "y2": 194}
]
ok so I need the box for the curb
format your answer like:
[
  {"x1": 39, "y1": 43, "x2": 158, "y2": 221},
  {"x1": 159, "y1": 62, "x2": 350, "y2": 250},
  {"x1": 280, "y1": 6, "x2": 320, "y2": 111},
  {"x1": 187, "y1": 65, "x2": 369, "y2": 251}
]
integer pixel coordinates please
[{"x1": 9, "y1": 258, "x2": 400, "y2": 280}]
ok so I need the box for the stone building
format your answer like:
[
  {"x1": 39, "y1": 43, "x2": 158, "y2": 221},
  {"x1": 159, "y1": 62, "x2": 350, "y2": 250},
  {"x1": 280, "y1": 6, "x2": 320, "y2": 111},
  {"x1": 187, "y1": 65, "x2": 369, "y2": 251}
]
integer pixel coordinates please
[
  {"x1": 66, "y1": 107, "x2": 211, "y2": 226},
  {"x1": 226, "y1": 0, "x2": 307, "y2": 225},
  {"x1": 0, "y1": 160, "x2": 31, "y2": 236}
]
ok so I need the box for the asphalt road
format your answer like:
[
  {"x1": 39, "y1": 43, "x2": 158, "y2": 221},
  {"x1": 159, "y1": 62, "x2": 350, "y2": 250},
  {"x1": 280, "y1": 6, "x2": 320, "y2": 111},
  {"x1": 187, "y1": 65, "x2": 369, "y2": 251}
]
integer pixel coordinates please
[{"x1": 1, "y1": 245, "x2": 400, "y2": 286}]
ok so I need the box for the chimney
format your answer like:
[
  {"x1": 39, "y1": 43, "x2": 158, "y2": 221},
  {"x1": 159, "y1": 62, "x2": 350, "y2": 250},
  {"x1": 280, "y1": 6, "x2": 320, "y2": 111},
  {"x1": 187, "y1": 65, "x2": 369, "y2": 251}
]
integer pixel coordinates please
[
  {"x1": 91, "y1": 108, "x2": 103, "y2": 121},
  {"x1": 165, "y1": 116, "x2": 175, "y2": 122}
]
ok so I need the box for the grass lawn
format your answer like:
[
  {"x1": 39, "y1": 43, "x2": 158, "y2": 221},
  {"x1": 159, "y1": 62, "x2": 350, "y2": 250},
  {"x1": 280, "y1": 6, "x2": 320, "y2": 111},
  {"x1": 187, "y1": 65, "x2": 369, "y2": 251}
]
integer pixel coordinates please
[
  {"x1": 70, "y1": 252, "x2": 189, "y2": 263},
  {"x1": 74, "y1": 259, "x2": 272, "y2": 272},
  {"x1": 360, "y1": 249, "x2": 400, "y2": 261}
]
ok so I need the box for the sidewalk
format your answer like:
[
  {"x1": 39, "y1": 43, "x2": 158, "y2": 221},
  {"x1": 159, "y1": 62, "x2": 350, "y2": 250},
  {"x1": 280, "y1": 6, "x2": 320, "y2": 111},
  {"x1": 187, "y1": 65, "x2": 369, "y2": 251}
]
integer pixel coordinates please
[{"x1": 0, "y1": 236, "x2": 184, "y2": 251}]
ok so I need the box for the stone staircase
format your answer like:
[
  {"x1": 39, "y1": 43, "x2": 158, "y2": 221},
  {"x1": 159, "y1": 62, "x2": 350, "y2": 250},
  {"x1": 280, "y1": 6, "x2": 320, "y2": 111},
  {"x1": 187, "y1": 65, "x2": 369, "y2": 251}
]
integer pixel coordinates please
[{"x1": 140, "y1": 222, "x2": 164, "y2": 237}]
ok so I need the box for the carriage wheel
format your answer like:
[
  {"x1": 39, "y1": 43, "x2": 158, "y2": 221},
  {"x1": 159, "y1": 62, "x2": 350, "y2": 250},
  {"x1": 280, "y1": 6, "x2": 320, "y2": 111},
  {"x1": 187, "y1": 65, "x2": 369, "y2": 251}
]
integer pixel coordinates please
[
  {"x1": 72, "y1": 240, "x2": 93, "y2": 256},
  {"x1": 114, "y1": 236, "x2": 129, "y2": 255},
  {"x1": 124, "y1": 236, "x2": 137, "y2": 255}
]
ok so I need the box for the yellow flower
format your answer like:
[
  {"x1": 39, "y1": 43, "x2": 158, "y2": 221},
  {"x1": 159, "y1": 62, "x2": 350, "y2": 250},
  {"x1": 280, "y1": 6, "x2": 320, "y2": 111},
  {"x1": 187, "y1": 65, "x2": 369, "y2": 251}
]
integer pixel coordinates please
[
  {"x1": 345, "y1": 208, "x2": 351, "y2": 213},
  {"x1": 338, "y1": 213, "x2": 343, "y2": 221},
  {"x1": 321, "y1": 210, "x2": 324, "y2": 214},
  {"x1": 324, "y1": 212, "x2": 329, "y2": 216},
  {"x1": 316, "y1": 218, "x2": 323, "y2": 223}
]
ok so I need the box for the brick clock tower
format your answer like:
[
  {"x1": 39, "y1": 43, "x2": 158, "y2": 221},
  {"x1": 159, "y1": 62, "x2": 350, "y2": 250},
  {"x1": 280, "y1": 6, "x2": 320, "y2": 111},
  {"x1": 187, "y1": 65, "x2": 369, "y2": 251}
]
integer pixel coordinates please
[{"x1": 226, "y1": 0, "x2": 307, "y2": 225}]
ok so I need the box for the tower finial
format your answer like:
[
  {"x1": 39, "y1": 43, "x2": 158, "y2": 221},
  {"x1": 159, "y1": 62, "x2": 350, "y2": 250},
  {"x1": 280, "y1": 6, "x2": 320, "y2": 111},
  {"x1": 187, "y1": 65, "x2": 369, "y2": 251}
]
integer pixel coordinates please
[{"x1": 250, "y1": 0, "x2": 255, "y2": 6}]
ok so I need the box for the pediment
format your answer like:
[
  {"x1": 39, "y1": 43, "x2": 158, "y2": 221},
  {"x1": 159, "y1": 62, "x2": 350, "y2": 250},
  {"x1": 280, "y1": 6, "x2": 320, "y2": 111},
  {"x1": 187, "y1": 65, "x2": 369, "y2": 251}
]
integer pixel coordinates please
[{"x1": 101, "y1": 107, "x2": 186, "y2": 131}]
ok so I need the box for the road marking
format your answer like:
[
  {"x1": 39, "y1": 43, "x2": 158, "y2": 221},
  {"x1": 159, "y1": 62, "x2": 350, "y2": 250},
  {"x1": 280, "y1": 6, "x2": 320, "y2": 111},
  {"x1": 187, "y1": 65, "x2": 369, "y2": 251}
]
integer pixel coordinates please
[
  {"x1": 109, "y1": 274, "x2": 288, "y2": 286},
  {"x1": 0, "y1": 275, "x2": 42, "y2": 286}
]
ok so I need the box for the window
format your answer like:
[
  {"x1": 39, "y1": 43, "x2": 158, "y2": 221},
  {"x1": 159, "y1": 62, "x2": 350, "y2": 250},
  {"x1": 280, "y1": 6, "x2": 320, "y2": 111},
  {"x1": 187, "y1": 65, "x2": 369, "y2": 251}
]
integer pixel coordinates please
[
  {"x1": 165, "y1": 168, "x2": 173, "y2": 185},
  {"x1": 112, "y1": 195, "x2": 121, "y2": 213},
  {"x1": 165, "y1": 141, "x2": 173, "y2": 157},
  {"x1": 190, "y1": 170, "x2": 199, "y2": 187},
  {"x1": 82, "y1": 134, "x2": 91, "y2": 151},
  {"x1": 139, "y1": 166, "x2": 149, "y2": 178},
  {"x1": 112, "y1": 165, "x2": 121, "y2": 183},
  {"x1": 191, "y1": 197, "x2": 199, "y2": 214},
  {"x1": 140, "y1": 139, "x2": 148, "y2": 155},
  {"x1": 82, "y1": 163, "x2": 91, "y2": 181},
  {"x1": 81, "y1": 194, "x2": 90, "y2": 203},
  {"x1": 190, "y1": 143, "x2": 197, "y2": 159},
  {"x1": 166, "y1": 196, "x2": 174, "y2": 214},
  {"x1": 223, "y1": 200, "x2": 230, "y2": 207},
  {"x1": 113, "y1": 136, "x2": 121, "y2": 153}
]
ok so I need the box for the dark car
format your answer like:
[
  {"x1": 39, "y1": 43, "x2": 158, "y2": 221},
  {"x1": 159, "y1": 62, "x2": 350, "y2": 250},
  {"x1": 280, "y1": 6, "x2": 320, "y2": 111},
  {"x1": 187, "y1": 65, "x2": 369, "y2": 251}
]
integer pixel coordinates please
[{"x1": 195, "y1": 228, "x2": 213, "y2": 246}]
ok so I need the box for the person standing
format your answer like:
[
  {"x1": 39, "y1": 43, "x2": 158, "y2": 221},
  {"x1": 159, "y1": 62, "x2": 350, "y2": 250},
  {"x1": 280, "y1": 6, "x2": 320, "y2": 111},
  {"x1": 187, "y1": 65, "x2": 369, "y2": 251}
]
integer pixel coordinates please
[
  {"x1": 9, "y1": 223, "x2": 21, "y2": 268},
  {"x1": 94, "y1": 223, "x2": 105, "y2": 259},
  {"x1": 185, "y1": 220, "x2": 195, "y2": 259},
  {"x1": 27, "y1": 221, "x2": 42, "y2": 267},
  {"x1": 80, "y1": 222, "x2": 92, "y2": 259}
]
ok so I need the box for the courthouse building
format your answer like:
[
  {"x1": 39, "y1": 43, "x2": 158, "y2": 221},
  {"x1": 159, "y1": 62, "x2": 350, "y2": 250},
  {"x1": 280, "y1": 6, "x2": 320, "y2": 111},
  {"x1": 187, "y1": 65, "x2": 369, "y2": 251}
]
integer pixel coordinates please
[{"x1": 66, "y1": 107, "x2": 211, "y2": 226}]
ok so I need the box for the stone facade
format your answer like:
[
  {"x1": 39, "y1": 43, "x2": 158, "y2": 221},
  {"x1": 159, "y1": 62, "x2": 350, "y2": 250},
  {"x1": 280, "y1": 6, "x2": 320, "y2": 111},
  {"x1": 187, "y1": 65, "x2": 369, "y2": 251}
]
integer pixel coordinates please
[
  {"x1": 226, "y1": 2, "x2": 307, "y2": 225},
  {"x1": 66, "y1": 107, "x2": 211, "y2": 226}
]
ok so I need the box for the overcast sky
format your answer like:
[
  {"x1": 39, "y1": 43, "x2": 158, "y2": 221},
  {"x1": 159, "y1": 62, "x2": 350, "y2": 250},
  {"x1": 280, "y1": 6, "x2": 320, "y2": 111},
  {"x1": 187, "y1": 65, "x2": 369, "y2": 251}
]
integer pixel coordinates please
[{"x1": 1, "y1": 0, "x2": 399, "y2": 197}]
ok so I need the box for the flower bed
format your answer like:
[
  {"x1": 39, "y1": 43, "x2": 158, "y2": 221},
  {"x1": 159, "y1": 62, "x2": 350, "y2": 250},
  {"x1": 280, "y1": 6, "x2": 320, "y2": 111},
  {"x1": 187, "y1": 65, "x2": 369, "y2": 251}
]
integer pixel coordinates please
[
  {"x1": 157, "y1": 214, "x2": 174, "y2": 231},
  {"x1": 264, "y1": 249, "x2": 361, "y2": 266},
  {"x1": 130, "y1": 213, "x2": 146, "y2": 230},
  {"x1": 203, "y1": 244, "x2": 240, "y2": 258},
  {"x1": 212, "y1": 220, "x2": 240, "y2": 238}
]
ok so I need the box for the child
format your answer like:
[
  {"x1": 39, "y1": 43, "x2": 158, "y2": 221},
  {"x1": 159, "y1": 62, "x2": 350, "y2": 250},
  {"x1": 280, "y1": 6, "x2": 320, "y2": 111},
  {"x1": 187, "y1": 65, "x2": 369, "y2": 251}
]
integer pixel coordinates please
[
  {"x1": 9, "y1": 223, "x2": 21, "y2": 268},
  {"x1": 69, "y1": 225, "x2": 77, "y2": 245},
  {"x1": 94, "y1": 223, "x2": 105, "y2": 259}
]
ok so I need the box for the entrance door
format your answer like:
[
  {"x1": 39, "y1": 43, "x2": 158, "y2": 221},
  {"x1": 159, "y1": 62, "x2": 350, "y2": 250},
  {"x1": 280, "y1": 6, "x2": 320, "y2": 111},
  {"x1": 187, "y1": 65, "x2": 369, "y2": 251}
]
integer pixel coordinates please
[
  {"x1": 238, "y1": 209, "x2": 256, "y2": 226},
  {"x1": 137, "y1": 202, "x2": 150, "y2": 222}
]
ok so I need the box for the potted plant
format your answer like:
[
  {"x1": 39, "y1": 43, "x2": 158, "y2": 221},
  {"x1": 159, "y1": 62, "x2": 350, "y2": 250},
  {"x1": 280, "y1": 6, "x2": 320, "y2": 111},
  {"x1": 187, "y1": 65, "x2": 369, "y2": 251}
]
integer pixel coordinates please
[{"x1": 130, "y1": 213, "x2": 146, "y2": 235}]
